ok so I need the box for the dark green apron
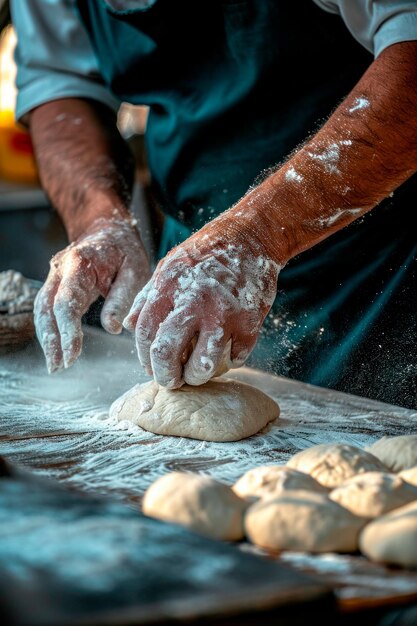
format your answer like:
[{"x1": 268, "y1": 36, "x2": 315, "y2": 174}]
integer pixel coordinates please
[{"x1": 78, "y1": 0, "x2": 417, "y2": 407}]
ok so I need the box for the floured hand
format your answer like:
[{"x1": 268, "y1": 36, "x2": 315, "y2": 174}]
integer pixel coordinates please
[
  {"x1": 123, "y1": 210, "x2": 281, "y2": 388},
  {"x1": 34, "y1": 217, "x2": 150, "y2": 373}
]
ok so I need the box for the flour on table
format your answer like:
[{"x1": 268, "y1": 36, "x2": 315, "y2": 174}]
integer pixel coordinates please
[
  {"x1": 232, "y1": 465, "x2": 327, "y2": 502},
  {"x1": 329, "y1": 472, "x2": 417, "y2": 518},
  {"x1": 142, "y1": 471, "x2": 247, "y2": 541},
  {"x1": 366, "y1": 435, "x2": 417, "y2": 472},
  {"x1": 287, "y1": 443, "x2": 388, "y2": 488},
  {"x1": 109, "y1": 378, "x2": 280, "y2": 442},
  {"x1": 244, "y1": 490, "x2": 365, "y2": 553}
]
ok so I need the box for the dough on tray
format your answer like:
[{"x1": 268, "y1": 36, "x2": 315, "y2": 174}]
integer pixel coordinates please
[
  {"x1": 244, "y1": 490, "x2": 365, "y2": 553},
  {"x1": 232, "y1": 465, "x2": 328, "y2": 502},
  {"x1": 366, "y1": 435, "x2": 417, "y2": 472},
  {"x1": 109, "y1": 378, "x2": 279, "y2": 442},
  {"x1": 142, "y1": 471, "x2": 247, "y2": 541},
  {"x1": 359, "y1": 500, "x2": 417, "y2": 568},
  {"x1": 329, "y1": 472, "x2": 417, "y2": 518},
  {"x1": 286, "y1": 443, "x2": 388, "y2": 488}
]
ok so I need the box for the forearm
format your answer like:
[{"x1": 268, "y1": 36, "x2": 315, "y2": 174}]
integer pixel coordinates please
[
  {"x1": 232, "y1": 41, "x2": 417, "y2": 266},
  {"x1": 29, "y1": 98, "x2": 135, "y2": 241}
]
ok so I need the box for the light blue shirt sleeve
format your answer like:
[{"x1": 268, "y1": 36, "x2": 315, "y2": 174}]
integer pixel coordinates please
[
  {"x1": 313, "y1": 0, "x2": 417, "y2": 57},
  {"x1": 10, "y1": 0, "x2": 121, "y2": 122}
]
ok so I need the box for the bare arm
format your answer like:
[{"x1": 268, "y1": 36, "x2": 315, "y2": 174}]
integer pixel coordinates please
[
  {"x1": 29, "y1": 98, "x2": 134, "y2": 240},
  {"x1": 126, "y1": 41, "x2": 417, "y2": 388},
  {"x1": 30, "y1": 98, "x2": 150, "y2": 372},
  {"x1": 231, "y1": 41, "x2": 417, "y2": 266}
]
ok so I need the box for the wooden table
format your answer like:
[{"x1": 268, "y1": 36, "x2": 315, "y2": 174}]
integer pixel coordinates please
[{"x1": 1, "y1": 327, "x2": 417, "y2": 621}]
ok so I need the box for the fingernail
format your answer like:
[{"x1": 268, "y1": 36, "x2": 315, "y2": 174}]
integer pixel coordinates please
[{"x1": 122, "y1": 315, "x2": 134, "y2": 331}]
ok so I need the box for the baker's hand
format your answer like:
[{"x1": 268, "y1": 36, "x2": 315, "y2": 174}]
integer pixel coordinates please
[
  {"x1": 123, "y1": 212, "x2": 281, "y2": 388},
  {"x1": 34, "y1": 217, "x2": 151, "y2": 373}
]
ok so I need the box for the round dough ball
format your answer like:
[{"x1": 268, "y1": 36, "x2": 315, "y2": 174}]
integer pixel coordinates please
[
  {"x1": 329, "y1": 472, "x2": 417, "y2": 518},
  {"x1": 399, "y1": 465, "x2": 417, "y2": 487},
  {"x1": 366, "y1": 436, "x2": 417, "y2": 472},
  {"x1": 359, "y1": 501, "x2": 417, "y2": 568},
  {"x1": 244, "y1": 490, "x2": 365, "y2": 553},
  {"x1": 142, "y1": 472, "x2": 247, "y2": 540},
  {"x1": 232, "y1": 465, "x2": 328, "y2": 502},
  {"x1": 287, "y1": 443, "x2": 388, "y2": 488},
  {"x1": 110, "y1": 378, "x2": 279, "y2": 442}
]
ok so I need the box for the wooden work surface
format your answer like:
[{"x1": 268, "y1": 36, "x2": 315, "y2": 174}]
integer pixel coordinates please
[{"x1": 1, "y1": 326, "x2": 417, "y2": 618}]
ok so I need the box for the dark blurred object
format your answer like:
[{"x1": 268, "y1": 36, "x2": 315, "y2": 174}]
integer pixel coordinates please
[
  {"x1": 0, "y1": 0, "x2": 10, "y2": 33},
  {"x1": 0, "y1": 465, "x2": 335, "y2": 626},
  {"x1": 0, "y1": 457, "x2": 10, "y2": 477}
]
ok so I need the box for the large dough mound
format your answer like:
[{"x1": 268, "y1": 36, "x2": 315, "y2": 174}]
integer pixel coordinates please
[
  {"x1": 245, "y1": 490, "x2": 365, "y2": 553},
  {"x1": 287, "y1": 443, "x2": 388, "y2": 488},
  {"x1": 233, "y1": 465, "x2": 327, "y2": 502},
  {"x1": 329, "y1": 472, "x2": 417, "y2": 518},
  {"x1": 366, "y1": 435, "x2": 417, "y2": 472},
  {"x1": 359, "y1": 500, "x2": 417, "y2": 568},
  {"x1": 142, "y1": 472, "x2": 247, "y2": 540},
  {"x1": 109, "y1": 378, "x2": 279, "y2": 442}
]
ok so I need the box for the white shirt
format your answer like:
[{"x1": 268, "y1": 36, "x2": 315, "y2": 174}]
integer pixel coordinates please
[{"x1": 10, "y1": 0, "x2": 417, "y2": 121}]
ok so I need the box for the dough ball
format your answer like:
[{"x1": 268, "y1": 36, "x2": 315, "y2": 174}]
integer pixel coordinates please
[
  {"x1": 329, "y1": 472, "x2": 417, "y2": 518},
  {"x1": 399, "y1": 465, "x2": 417, "y2": 487},
  {"x1": 110, "y1": 378, "x2": 279, "y2": 442},
  {"x1": 142, "y1": 472, "x2": 247, "y2": 540},
  {"x1": 287, "y1": 443, "x2": 388, "y2": 488},
  {"x1": 359, "y1": 501, "x2": 417, "y2": 568},
  {"x1": 244, "y1": 490, "x2": 365, "y2": 553},
  {"x1": 232, "y1": 465, "x2": 328, "y2": 502},
  {"x1": 366, "y1": 435, "x2": 417, "y2": 472}
]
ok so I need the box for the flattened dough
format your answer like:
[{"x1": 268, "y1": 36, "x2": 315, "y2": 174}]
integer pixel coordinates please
[
  {"x1": 110, "y1": 378, "x2": 279, "y2": 442},
  {"x1": 233, "y1": 465, "x2": 328, "y2": 502},
  {"x1": 329, "y1": 472, "x2": 417, "y2": 518},
  {"x1": 287, "y1": 443, "x2": 388, "y2": 488},
  {"x1": 245, "y1": 490, "x2": 365, "y2": 553},
  {"x1": 366, "y1": 435, "x2": 417, "y2": 472},
  {"x1": 359, "y1": 500, "x2": 417, "y2": 568},
  {"x1": 142, "y1": 472, "x2": 247, "y2": 540}
]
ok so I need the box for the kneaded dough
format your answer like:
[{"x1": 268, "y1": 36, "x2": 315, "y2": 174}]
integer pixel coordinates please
[
  {"x1": 399, "y1": 465, "x2": 417, "y2": 487},
  {"x1": 329, "y1": 471, "x2": 417, "y2": 518},
  {"x1": 142, "y1": 471, "x2": 247, "y2": 540},
  {"x1": 109, "y1": 378, "x2": 279, "y2": 442},
  {"x1": 366, "y1": 435, "x2": 417, "y2": 472},
  {"x1": 359, "y1": 500, "x2": 417, "y2": 568},
  {"x1": 287, "y1": 443, "x2": 388, "y2": 488},
  {"x1": 244, "y1": 490, "x2": 365, "y2": 553},
  {"x1": 232, "y1": 465, "x2": 328, "y2": 502}
]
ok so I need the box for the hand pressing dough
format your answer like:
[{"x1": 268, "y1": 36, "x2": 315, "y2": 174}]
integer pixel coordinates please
[
  {"x1": 110, "y1": 378, "x2": 279, "y2": 442},
  {"x1": 287, "y1": 443, "x2": 388, "y2": 488},
  {"x1": 142, "y1": 472, "x2": 247, "y2": 540},
  {"x1": 359, "y1": 500, "x2": 417, "y2": 568},
  {"x1": 366, "y1": 435, "x2": 417, "y2": 472},
  {"x1": 245, "y1": 490, "x2": 365, "y2": 553},
  {"x1": 399, "y1": 465, "x2": 417, "y2": 487},
  {"x1": 232, "y1": 465, "x2": 328, "y2": 502},
  {"x1": 329, "y1": 472, "x2": 417, "y2": 518}
]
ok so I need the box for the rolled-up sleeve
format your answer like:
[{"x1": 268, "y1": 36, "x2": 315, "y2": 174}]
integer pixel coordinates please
[
  {"x1": 10, "y1": 0, "x2": 121, "y2": 121},
  {"x1": 313, "y1": 0, "x2": 417, "y2": 57}
]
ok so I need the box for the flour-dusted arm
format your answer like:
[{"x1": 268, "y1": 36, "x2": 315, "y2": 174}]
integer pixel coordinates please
[
  {"x1": 125, "y1": 39, "x2": 417, "y2": 388},
  {"x1": 11, "y1": 1, "x2": 150, "y2": 372}
]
